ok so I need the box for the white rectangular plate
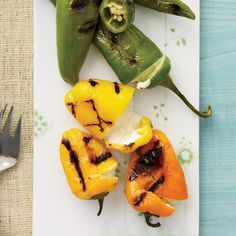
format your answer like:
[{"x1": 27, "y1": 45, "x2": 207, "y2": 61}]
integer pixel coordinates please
[{"x1": 34, "y1": 0, "x2": 199, "y2": 235}]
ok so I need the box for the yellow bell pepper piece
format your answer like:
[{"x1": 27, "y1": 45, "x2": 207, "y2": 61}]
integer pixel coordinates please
[
  {"x1": 65, "y1": 79, "x2": 153, "y2": 153},
  {"x1": 105, "y1": 117, "x2": 153, "y2": 153},
  {"x1": 65, "y1": 79, "x2": 135, "y2": 139},
  {"x1": 60, "y1": 129, "x2": 118, "y2": 201}
]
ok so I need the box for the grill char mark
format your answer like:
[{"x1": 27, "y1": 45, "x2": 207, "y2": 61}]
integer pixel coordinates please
[
  {"x1": 79, "y1": 21, "x2": 97, "y2": 33},
  {"x1": 129, "y1": 171, "x2": 138, "y2": 181},
  {"x1": 170, "y1": 4, "x2": 181, "y2": 15},
  {"x1": 97, "y1": 26, "x2": 138, "y2": 66},
  {"x1": 84, "y1": 99, "x2": 112, "y2": 132},
  {"x1": 144, "y1": 146, "x2": 163, "y2": 164},
  {"x1": 124, "y1": 142, "x2": 135, "y2": 150},
  {"x1": 89, "y1": 79, "x2": 99, "y2": 87},
  {"x1": 92, "y1": 152, "x2": 112, "y2": 165},
  {"x1": 66, "y1": 102, "x2": 77, "y2": 117},
  {"x1": 69, "y1": 150, "x2": 86, "y2": 191},
  {"x1": 129, "y1": 144, "x2": 163, "y2": 181},
  {"x1": 70, "y1": 0, "x2": 86, "y2": 11},
  {"x1": 113, "y1": 82, "x2": 120, "y2": 94},
  {"x1": 148, "y1": 176, "x2": 165, "y2": 193},
  {"x1": 62, "y1": 139, "x2": 71, "y2": 151},
  {"x1": 83, "y1": 136, "x2": 91, "y2": 144},
  {"x1": 133, "y1": 192, "x2": 147, "y2": 206},
  {"x1": 62, "y1": 140, "x2": 86, "y2": 191}
]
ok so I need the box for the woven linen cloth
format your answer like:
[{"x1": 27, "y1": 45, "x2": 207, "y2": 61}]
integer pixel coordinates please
[{"x1": 0, "y1": 0, "x2": 33, "y2": 235}]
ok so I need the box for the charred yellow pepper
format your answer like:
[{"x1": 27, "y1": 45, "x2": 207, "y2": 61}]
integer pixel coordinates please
[
  {"x1": 65, "y1": 79, "x2": 153, "y2": 153},
  {"x1": 60, "y1": 129, "x2": 118, "y2": 215}
]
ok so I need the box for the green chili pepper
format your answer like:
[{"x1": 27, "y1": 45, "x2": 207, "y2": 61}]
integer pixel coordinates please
[
  {"x1": 93, "y1": 24, "x2": 212, "y2": 118},
  {"x1": 99, "y1": 0, "x2": 135, "y2": 33},
  {"x1": 134, "y1": 0, "x2": 195, "y2": 19},
  {"x1": 50, "y1": 0, "x2": 56, "y2": 5},
  {"x1": 94, "y1": 23, "x2": 171, "y2": 87},
  {"x1": 56, "y1": 0, "x2": 99, "y2": 85}
]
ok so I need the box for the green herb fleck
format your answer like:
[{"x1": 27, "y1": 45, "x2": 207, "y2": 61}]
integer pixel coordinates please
[{"x1": 181, "y1": 38, "x2": 186, "y2": 45}]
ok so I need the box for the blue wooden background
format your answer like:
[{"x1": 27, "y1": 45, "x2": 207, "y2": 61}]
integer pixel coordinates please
[{"x1": 200, "y1": 1, "x2": 236, "y2": 235}]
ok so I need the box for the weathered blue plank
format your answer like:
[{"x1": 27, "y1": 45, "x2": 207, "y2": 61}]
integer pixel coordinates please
[{"x1": 200, "y1": 0, "x2": 236, "y2": 235}]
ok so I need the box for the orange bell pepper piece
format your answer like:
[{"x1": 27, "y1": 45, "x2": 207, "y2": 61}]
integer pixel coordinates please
[{"x1": 126, "y1": 129, "x2": 188, "y2": 226}]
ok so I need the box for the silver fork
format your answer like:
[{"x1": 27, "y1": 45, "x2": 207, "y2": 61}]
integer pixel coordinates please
[{"x1": 0, "y1": 105, "x2": 22, "y2": 173}]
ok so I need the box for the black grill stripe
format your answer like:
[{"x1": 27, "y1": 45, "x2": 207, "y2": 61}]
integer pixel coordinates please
[
  {"x1": 133, "y1": 192, "x2": 147, "y2": 206},
  {"x1": 62, "y1": 139, "x2": 86, "y2": 192},
  {"x1": 148, "y1": 176, "x2": 165, "y2": 193},
  {"x1": 69, "y1": 150, "x2": 86, "y2": 191},
  {"x1": 92, "y1": 152, "x2": 112, "y2": 165}
]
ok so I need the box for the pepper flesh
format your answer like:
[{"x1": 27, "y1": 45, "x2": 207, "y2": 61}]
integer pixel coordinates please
[
  {"x1": 99, "y1": 0, "x2": 135, "y2": 33},
  {"x1": 126, "y1": 129, "x2": 188, "y2": 220},
  {"x1": 57, "y1": 0, "x2": 99, "y2": 85},
  {"x1": 93, "y1": 24, "x2": 212, "y2": 118},
  {"x1": 65, "y1": 79, "x2": 153, "y2": 153},
  {"x1": 60, "y1": 129, "x2": 118, "y2": 214},
  {"x1": 94, "y1": 23, "x2": 171, "y2": 87},
  {"x1": 134, "y1": 0, "x2": 195, "y2": 19}
]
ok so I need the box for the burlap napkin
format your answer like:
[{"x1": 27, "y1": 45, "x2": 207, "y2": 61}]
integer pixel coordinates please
[{"x1": 0, "y1": 0, "x2": 33, "y2": 235}]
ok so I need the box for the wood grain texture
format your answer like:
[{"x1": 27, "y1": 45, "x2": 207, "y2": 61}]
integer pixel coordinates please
[{"x1": 200, "y1": 1, "x2": 236, "y2": 235}]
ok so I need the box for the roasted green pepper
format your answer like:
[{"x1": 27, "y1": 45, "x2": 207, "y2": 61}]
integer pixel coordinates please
[
  {"x1": 93, "y1": 24, "x2": 212, "y2": 118},
  {"x1": 99, "y1": 0, "x2": 135, "y2": 33},
  {"x1": 56, "y1": 0, "x2": 99, "y2": 85},
  {"x1": 94, "y1": 23, "x2": 171, "y2": 88},
  {"x1": 50, "y1": 0, "x2": 56, "y2": 5},
  {"x1": 134, "y1": 0, "x2": 195, "y2": 19}
]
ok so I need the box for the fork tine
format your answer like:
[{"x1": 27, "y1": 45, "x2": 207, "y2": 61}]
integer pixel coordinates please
[
  {"x1": 2, "y1": 104, "x2": 7, "y2": 114},
  {"x1": 2, "y1": 106, "x2": 14, "y2": 135},
  {"x1": 11, "y1": 116, "x2": 22, "y2": 158},
  {"x1": 3, "y1": 104, "x2": 7, "y2": 114},
  {"x1": 0, "y1": 104, "x2": 8, "y2": 123}
]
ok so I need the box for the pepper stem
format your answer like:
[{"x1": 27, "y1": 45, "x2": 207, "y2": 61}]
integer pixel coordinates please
[
  {"x1": 97, "y1": 197, "x2": 105, "y2": 216},
  {"x1": 144, "y1": 213, "x2": 161, "y2": 228},
  {"x1": 93, "y1": 192, "x2": 109, "y2": 216},
  {"x1": 160, "y1": 75, "x2": 212, "y2": 118}
]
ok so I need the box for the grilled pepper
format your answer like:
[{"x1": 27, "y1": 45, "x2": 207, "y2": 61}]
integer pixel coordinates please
[
  {"x1": 65, "y1": 79, "x2": 153, "y2": 153},
  {"x1": 60, "y1": 129, "x2": 118, "y2": 215},
  {"x1": 134, "y1": 0, "x2": 195, "y2": 19},
  {"x1": 99, "y1": 0, "x2": 135, "y2": 33},
  {"x1": 50, "y1": 0, "x2": 56, "y2": 5},
  {"x1": 57, "y1": 0, "x2": 99, "y2": 85},
  {"x1": 94, "y1": 24, "x2": 212, "y2": 118},
  {"x1": 126, "y1": 129, "x2": 188, "y2": 227}
]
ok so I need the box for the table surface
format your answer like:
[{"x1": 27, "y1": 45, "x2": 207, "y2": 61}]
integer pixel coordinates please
[
  {"x1": 200, "y1": 1, "x2": 236, "y2": 235},
  {"x1": 0, "y1": 0, "x2": 236, "y2": 235}
]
